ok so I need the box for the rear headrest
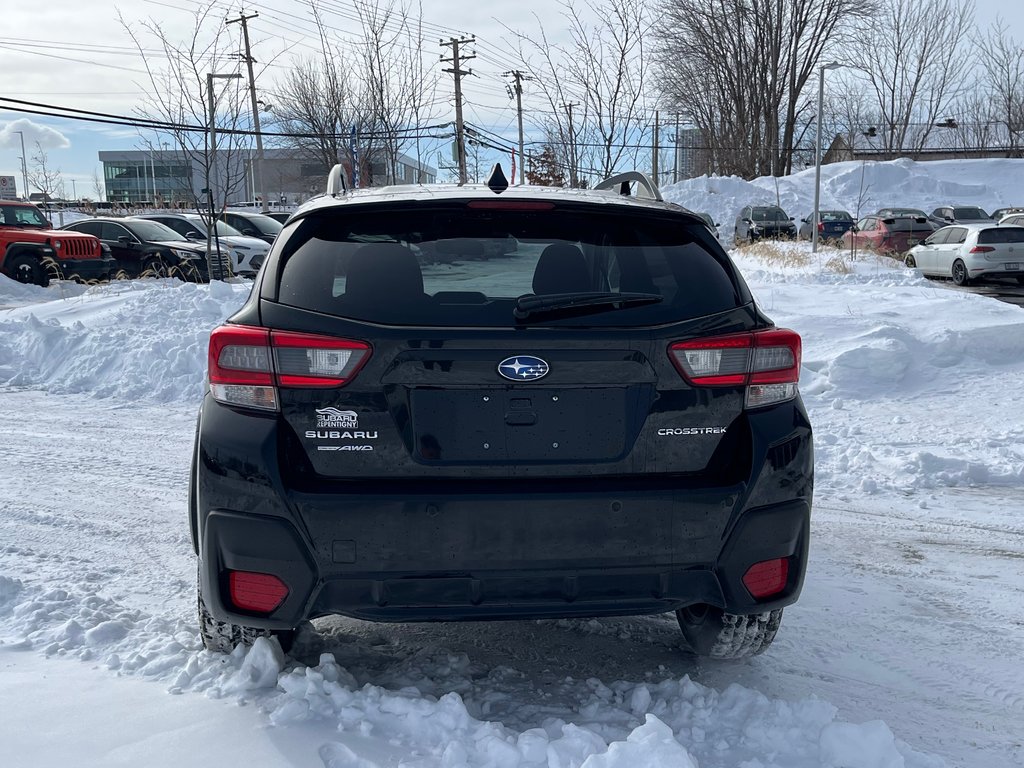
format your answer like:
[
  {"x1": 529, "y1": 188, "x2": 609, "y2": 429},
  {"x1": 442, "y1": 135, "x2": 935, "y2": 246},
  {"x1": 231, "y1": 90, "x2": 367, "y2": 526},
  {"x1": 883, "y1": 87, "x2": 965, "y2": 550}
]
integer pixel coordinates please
[
  {"x1": 532, "y1": 242, "x2": 589, "y2": 295},
  {"x1": 345, "y1": 242, "x2": 424, "y2": 303}
]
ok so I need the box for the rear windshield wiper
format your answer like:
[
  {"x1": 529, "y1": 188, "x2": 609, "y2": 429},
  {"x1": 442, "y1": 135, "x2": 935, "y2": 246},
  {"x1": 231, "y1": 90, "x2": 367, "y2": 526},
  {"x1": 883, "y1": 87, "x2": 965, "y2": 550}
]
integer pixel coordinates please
[{"x1": 513, "y1": 291, "x2": 663, "y2": 321}]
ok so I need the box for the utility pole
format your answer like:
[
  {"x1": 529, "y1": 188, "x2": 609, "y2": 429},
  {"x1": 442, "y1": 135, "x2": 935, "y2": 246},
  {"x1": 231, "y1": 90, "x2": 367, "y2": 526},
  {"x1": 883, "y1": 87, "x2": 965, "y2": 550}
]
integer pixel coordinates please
[
  {"x1": 441, "y1": 36, "x2": 475, "y2": 185},
  {"x1": 563, "y1": 102, "x2": 579, "y2": 188},
  {"x1": 228, "y1": 11, "x2": 269, "y2": 212},
  {"x1": 504, "y1": 70, "x2": 532, "y2": 185},
  {"x1": 674, "y1": 113, "x2": 681, "y2": 183},
  {"x1": 652, "y1": 110, "x2": 660, "y2": 183},
  {"x1": 14, "y1": 130, "x2": 29, "y2": 201}
]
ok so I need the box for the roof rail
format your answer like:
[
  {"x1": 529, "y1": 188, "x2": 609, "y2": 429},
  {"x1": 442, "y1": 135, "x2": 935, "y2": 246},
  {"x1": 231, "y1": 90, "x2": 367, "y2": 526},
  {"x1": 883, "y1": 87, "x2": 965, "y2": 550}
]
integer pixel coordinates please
[
  {"x1": 326, "y1": 164, "x2": 347, "y2": 197},
  {"x1": 594, "y1": 171, "x2": 663, "y2": 202}
]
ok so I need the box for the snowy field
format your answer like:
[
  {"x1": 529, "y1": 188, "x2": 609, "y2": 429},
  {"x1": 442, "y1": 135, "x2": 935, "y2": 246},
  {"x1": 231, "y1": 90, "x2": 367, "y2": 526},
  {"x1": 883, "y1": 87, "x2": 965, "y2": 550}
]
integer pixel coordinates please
[{"x1": 2, "y1": 161, "x2": 1024, "y2": 767}]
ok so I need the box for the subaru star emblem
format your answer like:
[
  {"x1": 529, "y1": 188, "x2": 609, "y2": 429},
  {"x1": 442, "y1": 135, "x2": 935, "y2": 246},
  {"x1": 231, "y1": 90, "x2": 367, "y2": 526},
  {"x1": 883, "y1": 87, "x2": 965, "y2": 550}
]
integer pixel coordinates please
[{"x1": 498, "y1": 355, "x2": 550, "y2": 381}]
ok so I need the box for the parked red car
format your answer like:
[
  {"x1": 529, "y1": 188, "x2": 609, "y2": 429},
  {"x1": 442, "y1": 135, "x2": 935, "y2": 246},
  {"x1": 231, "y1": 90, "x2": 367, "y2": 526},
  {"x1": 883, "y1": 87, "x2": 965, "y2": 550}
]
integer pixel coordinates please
[{"x1": 842, "y1": 215, "x2": 935, "y2": 256}]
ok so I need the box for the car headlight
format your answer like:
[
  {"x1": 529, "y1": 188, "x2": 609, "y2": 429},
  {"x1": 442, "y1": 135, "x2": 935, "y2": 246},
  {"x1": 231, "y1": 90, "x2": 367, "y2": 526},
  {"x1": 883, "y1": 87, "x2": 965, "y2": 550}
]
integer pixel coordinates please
[
  {"x1": 53, "y1": 239, "x2": 62, "y2": 249},
  {"x1": 172, "y1": 248, "x2": 200, "y2": 260}
]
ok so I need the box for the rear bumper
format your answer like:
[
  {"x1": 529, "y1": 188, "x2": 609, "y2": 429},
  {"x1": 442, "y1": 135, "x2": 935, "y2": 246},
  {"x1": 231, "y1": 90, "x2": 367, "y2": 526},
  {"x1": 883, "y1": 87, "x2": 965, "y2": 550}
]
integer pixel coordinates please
[{"x1": 198, "y1": 495, "x2": 810, "y2": 629}]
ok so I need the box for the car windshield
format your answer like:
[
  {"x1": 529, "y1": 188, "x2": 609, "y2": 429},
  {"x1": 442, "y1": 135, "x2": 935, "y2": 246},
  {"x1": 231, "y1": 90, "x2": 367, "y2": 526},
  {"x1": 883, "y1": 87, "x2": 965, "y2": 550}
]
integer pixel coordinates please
[
  {"x1": 953, "y1": 207, "x2": 989, "y2": 219},
  {"x1": 186, "y1": 217, "x2": 243, "y2": 237},
  {"x1": 273, "y1": 203, "x2": 744, "y2": 327},
  {"x1": 752, "y1": 208, "x2": 788, "y2": 221},
  {"x1": 125, "y1": 220, "x2": 187, "y2": 242},
  {"x1": 1, "y1": 204, "x2": 49, "y2": 228},
  {"x1": 977, "y1": 227, "x2": 1024, "y2": 244}
]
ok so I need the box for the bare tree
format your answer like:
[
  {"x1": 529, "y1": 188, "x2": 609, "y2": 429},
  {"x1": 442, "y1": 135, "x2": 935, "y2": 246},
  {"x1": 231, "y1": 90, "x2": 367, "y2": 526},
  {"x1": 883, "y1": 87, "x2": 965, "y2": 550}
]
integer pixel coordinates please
[
  {"x1": 972, "y1": 19, "x2": 1024, "y2": 154},
  {"x1": 120, "y1": 2, "x2": 251, "y2": 210},
  {"x1": 512, "y1": 0, "x2": 651, "y2": 186},
  {"x1": 655, "y1": 0, "x2": 873, "y2": 179},
  {"x1": 269, "y1": 0, "x2": 439, "y2": 189},
  {"x1": 844, "y1": 0, "x2": 973, "y2": 155},
  {"x1": 28, "y1": 142, "x2": 63, "y2": 201}
]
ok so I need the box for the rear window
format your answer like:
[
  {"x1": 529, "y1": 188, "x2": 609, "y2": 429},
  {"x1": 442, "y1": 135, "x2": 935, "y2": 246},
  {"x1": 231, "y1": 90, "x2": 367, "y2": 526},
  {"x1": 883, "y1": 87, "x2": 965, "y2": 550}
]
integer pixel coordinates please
[
  {"x1": 886, "y1": 218, "x2": 934, "y2": 232},
  {"x1": 272, "y1": 203, "x2": 745, "y2": 327},
  {"x1": 977, "y1": 227, "x2": 1024, "y2": 244},
  {"x1": 820, "y1": 211, "x2": 852, "y2": 222},
  {"x1": 954, "y1": 207, "x2": 989, "y2": 219},
  {"x1": 751, "y1": 207, "x2": 788, "y2": 221}
]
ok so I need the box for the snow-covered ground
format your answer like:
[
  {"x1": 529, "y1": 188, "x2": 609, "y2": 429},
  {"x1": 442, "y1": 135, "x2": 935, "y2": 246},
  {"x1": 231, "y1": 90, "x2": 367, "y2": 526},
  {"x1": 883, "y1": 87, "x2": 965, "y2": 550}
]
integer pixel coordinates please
[{"x1": 2, "y1": 160, "x2": 1024, "y2": 767}]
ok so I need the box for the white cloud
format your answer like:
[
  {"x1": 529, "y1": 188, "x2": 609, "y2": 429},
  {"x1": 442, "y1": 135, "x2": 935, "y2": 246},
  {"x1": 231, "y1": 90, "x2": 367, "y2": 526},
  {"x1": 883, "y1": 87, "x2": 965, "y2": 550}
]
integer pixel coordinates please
[{"x1": 0, "y1": 119, "x2": 71, "y2": 151}]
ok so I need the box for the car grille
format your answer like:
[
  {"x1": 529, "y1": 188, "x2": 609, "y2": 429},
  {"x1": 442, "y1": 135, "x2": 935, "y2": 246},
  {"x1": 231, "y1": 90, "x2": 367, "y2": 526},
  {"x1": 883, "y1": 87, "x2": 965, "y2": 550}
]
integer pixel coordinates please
[
  {"x1": 60, "y1": 238, "x2": 96, "y2": 257},
  {"x1": 203, "y1": 249, "x2": 234, "y2": 280}
]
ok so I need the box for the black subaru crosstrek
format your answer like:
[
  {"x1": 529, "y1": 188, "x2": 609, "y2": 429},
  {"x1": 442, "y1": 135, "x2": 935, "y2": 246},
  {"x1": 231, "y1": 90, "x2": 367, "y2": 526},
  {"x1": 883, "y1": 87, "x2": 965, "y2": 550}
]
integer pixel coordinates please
[{"x1": 190, "y1": 168, "x2": 813, "y2": 659}]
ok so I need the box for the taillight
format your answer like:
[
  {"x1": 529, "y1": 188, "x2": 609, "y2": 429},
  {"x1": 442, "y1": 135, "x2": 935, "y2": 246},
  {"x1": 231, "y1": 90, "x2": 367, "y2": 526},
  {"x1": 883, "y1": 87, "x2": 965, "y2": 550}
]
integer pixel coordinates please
[
  {"x1": 742, "y1": 557, "x2": 790, "y2": 599},
  {"x1": 669, "y1": 328, "x2": 801, "y2": 408},
  {"x1": 817, "y1": 221, "x2": 824, "y2": 232},
  {"x1": 208, "y1": 325, "x2": 371, "y2": 411},
  {"x1": 228, "y1": 570, "x2": 289, "y2": 613},
  {"x1": 969, "y1": 246, "x2": 994, "y2": 253}
]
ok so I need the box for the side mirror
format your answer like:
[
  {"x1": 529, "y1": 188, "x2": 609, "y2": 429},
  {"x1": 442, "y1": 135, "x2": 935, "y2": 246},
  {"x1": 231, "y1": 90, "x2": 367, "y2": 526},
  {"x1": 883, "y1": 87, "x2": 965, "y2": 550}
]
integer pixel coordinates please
[
  {"x1": 850, "y1": 226, "x2": 859, "y2": 233},
  {"x1": 800, "y1": 218, "x2": 807, "y2": 223},
  {"x1": 789, "y1": 216, "x2": 795, "y2": 221},
  {"x1": 714, "y1": 222, "x2": 720, "y2": 227},
  {"x1": 185, "y1": 230, "x2": 201, "y2": 240},
  {"x1": 242, "y1": 228, "x2": 258, "y2": 237},
  {"x1": 117, "y1": 235, "x2": 131, "y2": 245}
]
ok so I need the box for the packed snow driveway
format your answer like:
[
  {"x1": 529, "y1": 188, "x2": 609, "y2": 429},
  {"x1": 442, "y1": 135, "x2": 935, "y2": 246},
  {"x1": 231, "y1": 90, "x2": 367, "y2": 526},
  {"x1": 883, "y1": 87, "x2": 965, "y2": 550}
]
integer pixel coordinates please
[{"x1": 1, "y1": 265, "x2": 1023, "y2": 767}]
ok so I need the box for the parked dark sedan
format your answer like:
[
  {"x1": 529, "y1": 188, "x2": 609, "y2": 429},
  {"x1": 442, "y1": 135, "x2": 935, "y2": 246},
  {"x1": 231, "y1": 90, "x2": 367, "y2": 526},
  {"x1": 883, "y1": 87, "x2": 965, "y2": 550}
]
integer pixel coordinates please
[
  {"x1": 798, "y1": 210, "x2": 854, "y2": 243},
  {"x1": 61, "y1": 217, "x2": 229, "y2": 281},
  {"x1": 734, "y1": 205, "x2": 796, "y2": 245}
]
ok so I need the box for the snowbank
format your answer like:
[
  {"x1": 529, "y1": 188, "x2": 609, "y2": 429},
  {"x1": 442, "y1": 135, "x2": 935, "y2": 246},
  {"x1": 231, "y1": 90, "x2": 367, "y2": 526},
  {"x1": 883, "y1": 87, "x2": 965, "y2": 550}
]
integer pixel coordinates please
[{"x1": 663, "y1": 157, "x2": 1024, "y2": 245}]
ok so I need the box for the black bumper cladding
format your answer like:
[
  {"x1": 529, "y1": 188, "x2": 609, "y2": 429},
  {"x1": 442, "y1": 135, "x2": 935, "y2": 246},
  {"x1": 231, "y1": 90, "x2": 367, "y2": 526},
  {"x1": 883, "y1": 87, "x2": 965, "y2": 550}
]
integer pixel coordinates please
[{"x1": 199, "y1": 496, "x2": 810, "y2": 629}]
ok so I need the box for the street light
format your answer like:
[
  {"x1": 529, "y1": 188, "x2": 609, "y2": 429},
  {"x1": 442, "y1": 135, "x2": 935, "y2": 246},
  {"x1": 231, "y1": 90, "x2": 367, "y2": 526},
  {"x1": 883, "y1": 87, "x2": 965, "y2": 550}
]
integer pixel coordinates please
[
  {"x1": 13, "y1": 130, "x2": 29, "y2": 201},
  {"x1": 813, "y1": 62, "x2": 845, "y2": 254},
  {"x1": 206, "y1": 72, "x2": 243, "y2": 279}
]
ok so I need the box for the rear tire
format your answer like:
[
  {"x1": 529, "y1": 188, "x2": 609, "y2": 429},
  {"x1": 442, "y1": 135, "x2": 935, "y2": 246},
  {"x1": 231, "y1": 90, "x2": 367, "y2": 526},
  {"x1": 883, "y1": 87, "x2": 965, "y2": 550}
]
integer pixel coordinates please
[
  {"x1": 905, "y1": 254, "x2": 916, "y2": 268},
  {"x1": 676, "y1": 604, "x2": 783, "y2": 659},
  {"x1": 952, "y1": 259, "x2": 971, "y2": 286},
  {"x1": 6, "y1": 253, "x2": 49, "y2": 287},
  {"x1": 197, "y1": 567, "x2": 297, "y2": 654}
]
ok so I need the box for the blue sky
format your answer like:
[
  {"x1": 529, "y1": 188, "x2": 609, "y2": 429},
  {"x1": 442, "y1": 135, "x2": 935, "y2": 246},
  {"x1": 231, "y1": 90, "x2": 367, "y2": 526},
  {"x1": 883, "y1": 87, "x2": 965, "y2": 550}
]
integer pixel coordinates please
[{"x1": 2, "y1": 0, "x2": 1023, "y2": 197}]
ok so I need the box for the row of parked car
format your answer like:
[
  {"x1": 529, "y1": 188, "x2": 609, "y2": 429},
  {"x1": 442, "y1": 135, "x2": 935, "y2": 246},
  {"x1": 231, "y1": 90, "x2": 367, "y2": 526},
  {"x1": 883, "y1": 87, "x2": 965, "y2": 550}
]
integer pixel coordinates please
[
  {"x1": 0, "y1": 201, "x2": 292, "y2": 287},
  {"x1": 710, "y1": 203, "x2": 1024, "y2": 286}
]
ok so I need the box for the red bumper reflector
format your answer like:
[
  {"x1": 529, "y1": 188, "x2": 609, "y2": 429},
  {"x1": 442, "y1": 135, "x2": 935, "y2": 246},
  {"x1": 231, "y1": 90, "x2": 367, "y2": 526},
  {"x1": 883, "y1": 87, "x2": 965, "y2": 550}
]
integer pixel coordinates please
[
  {"x1": 228, "y1": 571, "x2": 289, "y2": 613},
  {"x1": 742, "y1": 558, "x2": 790, "y2": 599}
]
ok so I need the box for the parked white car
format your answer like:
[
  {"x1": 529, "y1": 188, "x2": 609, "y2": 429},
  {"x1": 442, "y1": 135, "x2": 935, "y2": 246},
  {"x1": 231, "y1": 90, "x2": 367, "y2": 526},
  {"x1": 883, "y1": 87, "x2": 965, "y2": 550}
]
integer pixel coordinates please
[
  {"x1": 136, "y1": 213, "x2": 269, "y2": 277},
  {"x1": 905, "y1": 223, "x2": 1024, "y2": 286}
]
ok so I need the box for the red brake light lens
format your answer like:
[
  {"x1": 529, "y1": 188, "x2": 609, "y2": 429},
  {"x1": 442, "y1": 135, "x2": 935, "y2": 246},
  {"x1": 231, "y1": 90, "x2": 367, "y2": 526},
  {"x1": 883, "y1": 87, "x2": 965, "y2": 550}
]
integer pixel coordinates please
[
  {"x1": 669, "y1": 329, "x2": 801, "y2": 408},
  {"x1": 466, "y1": 200, "x2": 555, "y2": 210},
  {"x1": 271, "y1": 330, "x2": 371, "y2": 387},
  {"x1": 228, "y1": 570, "x2": 289, "y2": 613},
  {"x1": 742, "y1": 557, "x2": 790, "y2": 599},
  {"x1": 207, "y1": 325, "x2": 372, "y2": 410},
  {"x1": 969, "y1": 246, "x2": 994, "y2": 253}
]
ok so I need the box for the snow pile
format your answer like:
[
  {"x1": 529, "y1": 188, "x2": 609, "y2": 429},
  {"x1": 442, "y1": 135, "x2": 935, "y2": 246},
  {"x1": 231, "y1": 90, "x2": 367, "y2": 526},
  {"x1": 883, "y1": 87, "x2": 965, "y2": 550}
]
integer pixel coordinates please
[
  {"x1": 0, "y1": 277, "x2": 251, "y2": 402},
  {"x1": 0, "y1": 577, "x2": 943, "y2": 768},
  {"x1": 664, "y1": 157, "x2": 1024, "y2": 244}
]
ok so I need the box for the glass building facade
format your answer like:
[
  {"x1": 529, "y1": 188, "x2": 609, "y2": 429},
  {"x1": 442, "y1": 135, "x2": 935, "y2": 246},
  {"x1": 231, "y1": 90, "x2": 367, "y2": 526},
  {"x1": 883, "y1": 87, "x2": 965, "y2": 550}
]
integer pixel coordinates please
[{"x1": 101, "y1": 152, "x2": 195, "y2": 205}]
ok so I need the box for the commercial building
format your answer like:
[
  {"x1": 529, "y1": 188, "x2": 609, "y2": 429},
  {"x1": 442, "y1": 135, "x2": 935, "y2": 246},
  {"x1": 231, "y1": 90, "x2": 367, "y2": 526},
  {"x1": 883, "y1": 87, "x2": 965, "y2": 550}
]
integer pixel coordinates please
[{"x1": 99, "y1": 147, "x2": 437, "y2": 206}]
